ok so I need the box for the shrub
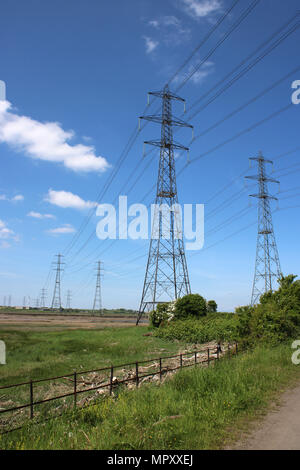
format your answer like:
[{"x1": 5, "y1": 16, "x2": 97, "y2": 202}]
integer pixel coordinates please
[
  {"x1": 207, "y1": 300, "x2": 217, "y2": 313},
  {"x1": 149, "y1": 302, "x2": 176, "y2": 328},
  {"x1": 174, "y1": 294, "x2": 207, "y2": 319},
  {"x1": 154, "y1": 314, "x2": 239, "y2": 344},
  {"x1": 236, "y1": 275, "x2": 300, "y2": 345}
]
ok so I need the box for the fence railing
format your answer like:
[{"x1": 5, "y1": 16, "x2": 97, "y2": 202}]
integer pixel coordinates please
[{"x1": 0, "y1": 342, "x2": 238, "y2": 434}]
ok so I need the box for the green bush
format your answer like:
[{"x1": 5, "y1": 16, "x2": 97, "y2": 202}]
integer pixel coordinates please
[
  {"x1": 174, "y1": 294, "x2": 207, "y2": 319},
  {"x1": 207, "y1": 300, "x2": 217, "y2": 313},
  {"x1": 236, "y1": 275, "x2": 300, "y2": 346},
  {"x1": 154, "y1": 313, "x2": 239, "y2": 344},
  {"x1": 149, "y1": 302, "x2": 175, "y2": 328}
]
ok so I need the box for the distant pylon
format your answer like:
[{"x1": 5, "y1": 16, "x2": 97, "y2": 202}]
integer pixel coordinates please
[
  {"x1": 66, "y1": 290, "x2": 72, "y2": 310},
  {"x1": 51, "y1": 254, "x2": 64, "y2": 310},
  {"x1": 8, "y1": 295, "x2": 11, "y2": 307},
  {"x1": 245, "y1": 152, "x2": 282, "y2": 306},
  {"x1": 93, "y1": 261, "x2": 103, "y2": 315},
  {"x1": 23, "y1": 296, "x2": 26, "y2": 308},
  {"x1": 35, "y1": 298, "x2": 39, "y2": 309},
  {"x1": 40, "y1": 289, "x2": 47, "y2": 308},
  {"x1": 136, "y1": 85, "x2": 192, "y2": 325}
]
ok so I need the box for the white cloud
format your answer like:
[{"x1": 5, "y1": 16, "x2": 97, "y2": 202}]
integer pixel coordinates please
[
  {"x1": 27, "y1": 211, "x2": 55, "y2": 220},
  {"x1": 0, "y1": 219, "x2": 14, "y2": 239},
  {"x1": 149, "y1": 20, "x2": 159, "y2": 28},
  {"x1": 149, "y1": 16, "x2": 181, "y2": 28},
  {"x1": 181, "y1": 0, "x2": 222, "y2": 18},
  {"x1": 0, "y1": 101, "x2": 110, "y2": 173},
  {"x1": 146, "y1": 15, "x2": 191, "y2": 48},
  {"x1": 163, "y1": 16, "x2": 181, "y2": 27},
  {"x1": 174, "y1": 60, "x2": 214, "y2": 85},
  {"x1": 47, "y1": 224, "x2": 76, "y2": 235},
  {"x1": 143, "y1": 36, "x2": 159, "y2": 54},
  {"x1": 0, "y1": 193, "x2": 24, "y2": 202},
  {"x1": 45, "y1": 189, "x2": 97, "y2": 211},
  {"x1": 11, "y1": 194, "x2": 24, "y2": 202},
  {"x1": 0, "y1": 219, "x2": 19, "y2": 248}
]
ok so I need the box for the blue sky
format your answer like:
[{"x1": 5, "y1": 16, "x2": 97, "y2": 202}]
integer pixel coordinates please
[{"x1": 0, "y1": 0, "x2": 300, "y2": 311}]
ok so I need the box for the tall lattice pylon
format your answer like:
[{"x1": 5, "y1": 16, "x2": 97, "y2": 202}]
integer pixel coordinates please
[
  {"x1": 40, "y1": 288, "x2": 47, "y2": 308},
  {"x1": 51, "y1": 254, "x2": 64, "y2": 310},
  {"x1": 245, "y1": 152, "x2": 282, "y2": 306},
  {"x1": 65, "y1": 290, "x2": 72, "y2": 309},
  {"x1": 93, "y1": 261, "x2": 103, "y2": 315},
  {"x1": 136, "y1": 85, "x2": 193, "y2": 325}
]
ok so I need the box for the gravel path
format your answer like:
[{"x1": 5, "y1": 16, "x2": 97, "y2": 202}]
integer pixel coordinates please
[{"x1": 231, "y1": 381, "x2": 300, "y2": 450}]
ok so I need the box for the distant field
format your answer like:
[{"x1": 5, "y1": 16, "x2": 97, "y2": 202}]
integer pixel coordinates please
[
  {"x1": 0, "y1": 308, "x2": 137, "y2": 316},
  {"x1": 0, "y1": 312, "x2": 148, "y2": 331}
]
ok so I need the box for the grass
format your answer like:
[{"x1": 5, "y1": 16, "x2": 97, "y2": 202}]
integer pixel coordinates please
[
  {"x1": 1, "y1": 342, "x2": 299, "y2": 450},
  {"x1": 0, "y1": 326, "x2": 186, "y2": 386}
]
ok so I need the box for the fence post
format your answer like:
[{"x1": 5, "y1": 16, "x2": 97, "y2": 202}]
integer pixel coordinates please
[
  {"x1": 194, "y1": 352, "x2": 197, "y2": 364},
  {"x1": 30, "y1": 380, "x2": 34, "y2": 419},
  {"x1": 228, "y1": 344, "x2": 231, "y2": 359},
  {"x1": 180, "y1": 354, "x2": 183, "y2": 369},
  {"x1": 159, "y1": 358, "x2": 162, "y2": 382},
  {"x1": 136, "y1": 362, "x2": 139, "y2": 388},
  {"x1": 217, "y1": 347, "x2": 220, "y2": 361},
  {"x1": 110, "y1": 366, "x2": 113, "y2": 395},
  {"x1": 235, "y1": 342, "x2": 238, "y2": 355},
  {"x1": 207, "y1": 348, "x2": 210, "y2": 366},
  {"x1": 74, "y1": 372, "x2": 77, "y2": 408}
]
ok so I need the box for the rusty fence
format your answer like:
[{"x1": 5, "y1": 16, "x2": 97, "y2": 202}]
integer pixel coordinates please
[{"x1": 0, "y1": 342, "x2": 238, "y2": 434}]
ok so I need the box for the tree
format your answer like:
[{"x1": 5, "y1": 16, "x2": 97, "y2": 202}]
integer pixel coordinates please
[
  {"x1": 174, "y1": 294, "x2": 207, "y2": 319},
  {"x1": 236, "y1": 275, "x2": 300, "y2": 345},
  {"x1": 207, "y1": 300, "x2": 217, "y2": 313}
]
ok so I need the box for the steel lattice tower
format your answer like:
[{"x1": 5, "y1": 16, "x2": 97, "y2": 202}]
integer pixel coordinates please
[
  {"x1": 40, "y1": 288, "x2": 47, "y2": 308},
  {"x1": 51, "y1": 254, "x2": 64, "y2": 310},
  {"x1": 66, "y1": 290, "x2": 72, "y2": 309},
  {"x1": 93, "y1": 261, "x2": 103, "y2": 315},
  {"x1": 245, "y1": 152, "x2": 282, "y2": 306},
  {"x1": 136, "y1": 85, "x2": 193, "y2": 325}
]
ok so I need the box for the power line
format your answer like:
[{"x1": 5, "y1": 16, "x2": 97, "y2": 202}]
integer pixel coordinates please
[
  {"x1": 167, "y1": 0, "x2": 241, "y2": 86},
  {"x1": 175, "y1": 0, "x2": 261, "y2": 92},
  {"x1": 61, "y1": 1, "x2": 243, "y2": 264},
  {"x1": 186, "y1": 12, "x2": 300, "y2": 115},
  {"x1": 186, "y1": 15, "x2": 300, "y2": 120}
]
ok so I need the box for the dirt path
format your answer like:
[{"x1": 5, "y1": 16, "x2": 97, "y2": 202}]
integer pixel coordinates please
[{"x1": 231, "y1": 381, "x2": 300, "y2": 450}]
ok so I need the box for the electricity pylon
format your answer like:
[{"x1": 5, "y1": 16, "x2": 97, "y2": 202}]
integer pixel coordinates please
[
  {"x1": 245, "y1": 152, "x2": 282, "y2": 306},
  {"x1": 51, "y1": 254, "x2": 64, "y2": 310},
  {"x1": 93, "y1": 261, "x2": 103, "y2": 315},
  {"x1": 136, "y1": 85, "x2": 193, "y2": 325},
  {"x1": 66, "y1": 290, "x2": 72, "y2": 310},
  {"x1": 40, "y1": 288, "x2": 47, "y2": 308}
]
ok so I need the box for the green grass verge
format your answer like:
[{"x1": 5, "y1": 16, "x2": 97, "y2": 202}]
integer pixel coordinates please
[{"x1": 1, "y1": 342, "x2": 299, "y2": 450}]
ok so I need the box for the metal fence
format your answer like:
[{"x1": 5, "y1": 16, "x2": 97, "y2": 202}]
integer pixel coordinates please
[{"x1": 0, "y1": 342, "x2": 238, "y2": 434}]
